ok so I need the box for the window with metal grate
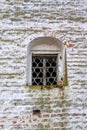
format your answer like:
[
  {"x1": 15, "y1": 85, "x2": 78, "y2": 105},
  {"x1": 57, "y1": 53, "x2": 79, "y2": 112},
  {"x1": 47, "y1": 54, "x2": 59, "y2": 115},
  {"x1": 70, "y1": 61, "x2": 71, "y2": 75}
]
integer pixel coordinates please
[
  {"x1": 26, "y1": 36, "x2": 67, "y2": 86},
  {"x1": 32, "y1": 55, "x2": 57, "y2": 85}
]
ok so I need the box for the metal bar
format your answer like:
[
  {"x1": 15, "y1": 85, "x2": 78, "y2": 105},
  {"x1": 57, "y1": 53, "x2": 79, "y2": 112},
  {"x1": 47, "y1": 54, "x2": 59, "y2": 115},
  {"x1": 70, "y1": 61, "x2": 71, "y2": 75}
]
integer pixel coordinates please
[{"x1": 43, "y1": 58, "x2": 46, "y2": 85}]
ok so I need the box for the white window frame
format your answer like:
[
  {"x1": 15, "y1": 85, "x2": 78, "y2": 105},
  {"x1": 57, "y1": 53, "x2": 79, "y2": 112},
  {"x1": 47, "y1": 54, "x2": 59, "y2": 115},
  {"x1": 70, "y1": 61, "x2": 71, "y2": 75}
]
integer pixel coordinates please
[{"x1": 27, "y1": 51, "x2": 62, "y2": 85}]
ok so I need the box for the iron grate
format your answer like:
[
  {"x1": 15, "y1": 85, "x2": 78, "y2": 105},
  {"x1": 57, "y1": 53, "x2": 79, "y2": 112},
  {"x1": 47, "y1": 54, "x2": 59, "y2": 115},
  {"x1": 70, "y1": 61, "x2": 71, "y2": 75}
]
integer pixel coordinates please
[{"x1": 32, "y1": 55, "x2": 57, "y2": 85}]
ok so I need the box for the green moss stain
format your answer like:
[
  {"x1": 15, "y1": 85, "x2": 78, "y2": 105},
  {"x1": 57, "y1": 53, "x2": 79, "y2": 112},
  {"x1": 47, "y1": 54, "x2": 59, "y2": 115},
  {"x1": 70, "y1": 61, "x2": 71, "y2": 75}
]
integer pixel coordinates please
[
  {"x1": 38, "y1": 123, "x2": 50, "y2": 130},
  {"x1": 63, "y1": 49, "x2": 68, "y2": 86},
  {"x1": 25, "y1": 85, "x2": 64, "y2": 90}
]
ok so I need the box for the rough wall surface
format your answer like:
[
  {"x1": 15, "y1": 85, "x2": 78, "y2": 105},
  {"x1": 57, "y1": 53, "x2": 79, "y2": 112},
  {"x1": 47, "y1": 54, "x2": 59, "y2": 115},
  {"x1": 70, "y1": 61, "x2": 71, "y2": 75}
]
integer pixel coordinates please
[{"x1": 0, "y1": 0, "x2": 87, "y2": 130}]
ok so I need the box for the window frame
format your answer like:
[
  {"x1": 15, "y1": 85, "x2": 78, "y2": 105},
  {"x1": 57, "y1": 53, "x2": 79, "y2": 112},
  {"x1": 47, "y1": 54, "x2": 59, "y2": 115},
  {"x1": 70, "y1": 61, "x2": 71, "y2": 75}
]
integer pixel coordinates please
[
  {"x1": 29, "y1": 52, "x2": 59, "y2": 85},
  {"x1": 32, "y1": 54, "x2": 59, "y2": 86}
]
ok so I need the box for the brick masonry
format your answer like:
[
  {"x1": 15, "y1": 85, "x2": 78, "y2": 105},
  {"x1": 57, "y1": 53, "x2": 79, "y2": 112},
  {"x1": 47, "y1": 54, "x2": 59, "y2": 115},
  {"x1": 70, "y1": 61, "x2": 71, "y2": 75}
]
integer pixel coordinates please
[{"x1": 0, "y1": 0, "x2": 87, "y2": 130}]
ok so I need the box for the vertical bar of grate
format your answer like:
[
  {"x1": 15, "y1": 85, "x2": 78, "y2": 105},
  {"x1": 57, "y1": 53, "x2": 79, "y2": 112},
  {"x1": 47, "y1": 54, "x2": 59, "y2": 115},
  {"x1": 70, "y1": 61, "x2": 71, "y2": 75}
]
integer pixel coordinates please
[{"x1": 43, "y1": 58, "x2": 46, "y2": 85}]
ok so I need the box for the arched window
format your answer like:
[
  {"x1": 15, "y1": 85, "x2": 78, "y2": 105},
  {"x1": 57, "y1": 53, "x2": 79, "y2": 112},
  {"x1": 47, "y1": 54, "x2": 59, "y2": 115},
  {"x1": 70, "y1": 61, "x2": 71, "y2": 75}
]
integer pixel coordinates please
[{"x1": 26, "y1": 37, "x2": 67, "y2": 86}]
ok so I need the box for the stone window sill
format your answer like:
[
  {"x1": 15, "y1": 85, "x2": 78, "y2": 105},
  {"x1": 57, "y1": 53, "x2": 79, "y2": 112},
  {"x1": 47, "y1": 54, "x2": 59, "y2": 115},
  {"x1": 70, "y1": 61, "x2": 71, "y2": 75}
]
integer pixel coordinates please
[{"x1": 25, "y1": 85, "x2": 66, "y2": 89}]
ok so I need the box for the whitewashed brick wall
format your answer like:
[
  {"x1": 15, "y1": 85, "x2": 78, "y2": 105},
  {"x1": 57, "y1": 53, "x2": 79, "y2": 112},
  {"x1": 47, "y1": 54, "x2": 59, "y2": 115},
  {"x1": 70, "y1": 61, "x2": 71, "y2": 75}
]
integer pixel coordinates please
[{"x1": 0, "y1": 0, "x2": 87, "y2": 129}]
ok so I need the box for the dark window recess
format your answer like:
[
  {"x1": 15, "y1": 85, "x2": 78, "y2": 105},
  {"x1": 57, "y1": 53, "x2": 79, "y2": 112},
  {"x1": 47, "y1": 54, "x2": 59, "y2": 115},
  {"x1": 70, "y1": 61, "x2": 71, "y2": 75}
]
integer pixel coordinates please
[{"x1": 32, "y1": 55, "x2": 57, "y2": 85}]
